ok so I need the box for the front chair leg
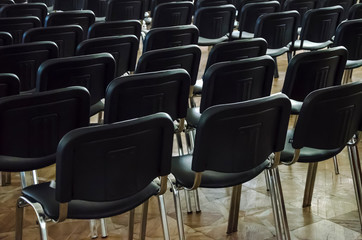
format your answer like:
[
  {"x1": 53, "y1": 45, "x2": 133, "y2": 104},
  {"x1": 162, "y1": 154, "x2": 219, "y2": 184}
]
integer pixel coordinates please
[
  {"x1": 171, "y1": 183, "x2": 186, "y2": 240},
  {"x1": 128, "y1": 209, "x2": 135, "y2": 240},
  {"x1": 100, "y1": 218, "x2": 108, "y2": 238},
  {"x1": 89, "y1": 220, "x2": 98, "y2": 239},
  {"x1": 158, "y1": 195, "x2": 170, "y2": 240},
  {"x1": 303, "y1": 162, "x2": 318, "y2": 208},
  {"x1": 15, "y1": 198, "x2": 25, "y2": 240},
  {"x1": 267, "y1": 169, "x2": 282, "y2": 239},
  {"x1": 227, "y1": 184, "x2": 242, "y2": 234},
  {"x1": 140, "y1": 200, "x2": 149, "y2": 240}
]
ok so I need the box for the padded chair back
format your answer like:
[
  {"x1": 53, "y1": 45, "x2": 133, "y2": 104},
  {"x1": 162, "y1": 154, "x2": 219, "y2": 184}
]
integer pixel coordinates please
[
  {"x1": 106, "y1": 0, "x2": 146, "y2": 21},
  {"x1": 238, "y1": 1, "x2": 280, "y2": 35},
  {"x1": 28, "y1": 0, "x2": 53, "y2": 7},
  {"x1": 86, "y1": 0, "x2": 108, "y2": 17},
  {"x1": 196, "y1": 0, "x2": 232, "y2": 9},
  {"x1": 282, "y1": 46, "x2": 347, "y2": 102},
  {"x1": 104, "y1": 69, "x2": 190, "y2": 123},
  {"x1": 56, "y1": 112, "x2": 174, "y2": 202},
  {"x1": 192, "y1": 94, "x2": 290, "y2": 173},
  {"x1": 0, "y1": 31, "x2": 12, "y2": 46},
  {"x1": 151, "y1": 1, "x2": 194, "y2": 28},
  {"x1": 0, "y1": 16, "x2": 41, "y2": 44},
  {"x1": 205, "y1": 38, "x2": 267, "y2": 71},
  {"x1": 143, "y1": 25, "x2": 199, "y2": 53},
  {"x1": 254, "y1": 10, "x2": 300, "y2": 49},
  {"x1": 23, "y1": 25, "x2": 84, "y2": 57},
  {"x1": 135, "y1": 45, "x2": 201, "y2": 86},
  {"x1": 292, "y1": 81, "x2": 362, "y2": 150},
  {"x1": 36, "y1": 53, "x2": 115, "y2": 115},
  {"x1": 348, "y1": 3, "x2": 362, "y2": 19},
  {"x1": 200, "y1": 55, "x2": 275, "y2": 112},
  {"x1": 321, "y1": 0, "x2": 356, "y2": 20},
  {"x1": 283, "y1": 0, "x2": 318, "y2": 25},
  {"x1": 0, "y1": 87, "x2": 90, "y2": 172},
  {"x1": 194, "y1": 4, "x2": 236, "y2": 40},
  {"x1": 0, "y1": 3, "x2": 48, "y2": 26},
  {"x1": 333, "y1": 19, "x2": 362, "y2": 61},
  {"x1": 0, "y1": 41, "x2": 58, "y2": 91},
  {"x1": 87, "y1": 20, "x2": 142, "y2": 40},
  {"x1": 45, "y1": 10, "x2": 95, "y2": 39},
  {"x1": 76, "y1": 35, "x2": 139, "y2": 76},
  {"x1": 53, "y1": 0, "x2": 86, "y2": 10},
  {"x1": 0, "y1": 73, "x2": 19, "y2": 98},
  {"x1": 299, "y1": 6, "x2": 343, "y2": 43}
]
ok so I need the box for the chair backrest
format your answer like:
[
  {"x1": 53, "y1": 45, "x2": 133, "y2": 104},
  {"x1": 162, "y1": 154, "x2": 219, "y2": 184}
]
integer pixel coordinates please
[
  {"x1": 0, "y1": 86, "x2": 90, "y2": 172},
  {"x1": 254, "y1": 10, "x2": 300, "y2": 49},
  {"x1": 299, "y1": 6, "x2": 343, "y2": 43},
  {"x1": 56, "y1": 112, "x2": 174, "y2": 203},
  {"x1": 104, "y1": 69, "x2": 190, "y2": 123},
  {"x1": 282, "y1": 46, "x2": 347, "y2": 102},
  {"x1": 87, "y1": 20, "x2": 142, "y2": 40},
  {"x1": 36, "y1": 53, "x2": 115, "y2": 108},
  {"x1": 0, "y1": 31, "x2": 12, "y2": 46},
  {"x1": 348, "y1": 3, "x2": 362, "y2": 19},
  {"x1": 23, "y1": 25, "x2": 84, "y2": 57},
  {"x1": 283, "y1": 0, "x2": 318, "y2": 25},
  {"x1": 0, "y1": 16, "x2": 41, "y2": 44},
  {"x1": 238, "y1": 1, "x2": 280, "y2": 36},
  {"x1": 0, "y1": 0, "x2": 14, "y2": 4},
  {"x1": 85, "y1": 0, "x2": 108, "y2": 17},
  {"x1": 321, "y1": 0, "x2": 356, "y2": 20},
  {"x1": 76, "y1": 35, "x2": 139, "y2": 76},
  {"x1": 143, "y1": 25, "x2": 199, "y2": 53},
  {"x1": 0, "y1": 41, "x2": 58, "y2": 91},
  {"x1": 194, "y1": 4, "x2": 236, "y2": 40},
  {"x1": 45, "y1": 10, "x2": 95, "y2": 39},
  {"x1": 200, "y1": 55, "x2": 275, "y2": 112},
  {"x1": 192, "y1": 93, "x2": 291, "y2": 173},
  {"x1": 135, "y1": 44, "x2": 201, "y2": 86},
  {"x1": 333, "y1": 19, "x2": 362, "y2": 61},
  {"x1": 204, "y1": 38, "x2": 267, "y2": 72},
  {"x1": 0, "y1": 73, "x2": 19, "y2": 98},
  {"x1": 149, "y1": 0, "x2": 191, "y2": 16},
  {"x1": 28, "y1": 0, "x2": 54, "y2": 7},
  {"x1": 234, "y1": 0, "x2": 271, "y2": 12},
  {"x1": 196, "y1": 0, "x2": 232, "y2": 9},
  {"x1": 292, "y1": 81, "x2": 362, "y2": 150},
  {"x1": 53, "y1": 0, "x2": 86, "y2": 10},
  {"x1": 151, "y1": 1, "x2": 194, "y2": 28},
  {"x1": 0, "y1": 3, "x2": 48, "y2": 26},
  {"x1": 106, "y1": 0, "x2": 146, "y2": 21}
]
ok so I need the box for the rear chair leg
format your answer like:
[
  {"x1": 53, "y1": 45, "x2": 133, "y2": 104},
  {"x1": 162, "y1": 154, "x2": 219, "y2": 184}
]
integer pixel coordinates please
[
  {"x1": 227, "y1": 184, "x2": 242, "y2": 234},
  {"x1": 303, "y1": 162, "x2": 318, "y2": 208}
]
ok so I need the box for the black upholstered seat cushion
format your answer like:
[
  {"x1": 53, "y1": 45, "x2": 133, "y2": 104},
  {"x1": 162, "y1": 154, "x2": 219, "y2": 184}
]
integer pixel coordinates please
[
  {"x1": 0, "y1": 154, "x2": 55, "y2": 172},
  {"x1": 22, "y1": 181, "x2": 159, "y2": 219},
  {"x1": 171, "y1": 154, "x2": 270, "y2": 189},
  {"x1": 185, "y1": 107, "x2": 201, "y2": 128},
  {"x1": 281, "y1": 129, "x2": 344, "y2": 164},
  {"x1": 90, "y1": 100, "x2": 104, "y2": 117}
]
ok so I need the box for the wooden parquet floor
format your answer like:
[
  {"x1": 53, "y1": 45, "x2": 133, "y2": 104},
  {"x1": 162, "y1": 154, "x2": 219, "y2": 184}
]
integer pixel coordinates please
[{"x1": 1, "y1": 46, "x2": 362, "y2": 240}]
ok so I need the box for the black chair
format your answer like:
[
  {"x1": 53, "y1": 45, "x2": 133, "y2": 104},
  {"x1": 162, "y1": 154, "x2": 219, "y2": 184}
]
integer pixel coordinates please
[
  {"x1": 0, "y1": 86, "x2": 90, "y2": 188},
  {"x1": 232, "y1": 1, "x2": 280, "y2": 39},
  {"x1": 53, "y1": 0, "x2": 86, "y2": 10},
  {"x1": 289, "y1": 6, "x2": 343, "y2": 54},
  {"x1": 0, "y1": 41, "x2": 59, "y2": 91},
  {"x1": 76, "y1": 35, "x2": 139, "y2": 76},
  {"x1": 85, "y1": 0, "x2": 108, "y2": 17},
  {"x1": 282, "y1": 0, "x2": 318, "y2": 30},
  {"x1": 254, "y1": 10, "x2": 300, "y2": 78},
  {"x1": 151, "y1": 1, "x2": 194, "y2": 28},
  {"x1": 23, "y1": 25, "x2": 84, "y2": 57},
  {"x1": 195, "y1": 0, "x2": 232, "y2": 9},
  {"x1": 142, "y1": 25, "x2": 199, "y2": 53},
  {"x1": 0, "y1": 0, "x2": 14, "y2": 4},
  {"x1": 279, "y1": 82, "x2": 362, "y2": 227},
  {"x1": 15, "y1": 112, "x2": 174, "y2": 240},
  {"x1": 321, "y1": 0, "x2": 356, "y2": 20},
  {"x1": 170, "y1": 94, "x2": 291, "y2": 239},
  {"x1": 0, "y1": 16, "x2": 41, "y2": 44},
  {"x1": 194, "y1": 4, "x2": 236, "y2": 46},
  {"x1": 105, "y1": 0, "x2": 146, "y2": 21},
  {"x1": 348, "y1": 2, "x2": 362, "y2": 19},
  {"x1": 0, "y1": 73, "x2": 19, "y2": 98},
  {"x1": 0, "y1": 31, "x2": 12, "y2": 46},
  {"x1": 333, "y1": 19, "x2": 362, "y2": 83},
  {"x1": 36, "y1": 53, "x2": 116, "y2": 118},
  {"x1": 45, "y1": 10, "x2": 96, "y2": 39},
  {"x1": 87, "y1": 20, "x2": 142, "y2": 40},
  {"x1": 0, "y1": 3, "x2": 48, "y2": 26}
]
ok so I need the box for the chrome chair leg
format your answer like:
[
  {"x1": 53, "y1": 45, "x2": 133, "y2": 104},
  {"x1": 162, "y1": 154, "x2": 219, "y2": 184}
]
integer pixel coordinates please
[
  {"x1": 90, "y1": 220, "x2": 98, "y2": 239},
  {"x1": 128, "y1": 209, "x2": 135, "y2": 240},
  {"x1": 140, "y1": 200, "x2": 149, "y2": 240},
  {"x1": 15, "y1": 198, "x2": 25, "y2": 240},
  {"x1": 227, "y1": 184, "x2": 242, "y2": 234},
  {"x1": 20, "y1": 172, "x2": 27, "y2": 189},
  {"x1": 185, "y1": 128, "x2": 194, "y2": 154},
  {"x1": 264, "y1": 170, "x2": 270, "y2": 191},
  {"x1": 1, "y1": 171, "x2": 11, "y2": 186},
  {"x1": 303, "y1": 162, "x2": 318, "y2": 208},
  {"x1": 184, "y1": 189, "x2": 192, "y2": 213},
  {"x1": 171, "y1": 183, "x2": 186, "y2": 240},
  {"x1": 176, "y1": 132, "x2": 184, "y2": 156},
  {"x1": 333, "y1": 156, "x2": 339, "y2": 175},
  {"x1": 100, "y1": 218, "x2": 108, "y2": 238},
  {"x1": 194, "y1": 188, "x2": 201, "y2": 213},
  {"x1": 32, "y1": 170, "x2": 39, "y2": 185},
  {"x1": 158, "y1": 195, "x2": 170, "y2": 240},
  {"x1": 97, "y1": 111, "x2": 103, "y2": 123},
  {"x1": 267, "y1": 169, "x2": 282, "y2": 240}
]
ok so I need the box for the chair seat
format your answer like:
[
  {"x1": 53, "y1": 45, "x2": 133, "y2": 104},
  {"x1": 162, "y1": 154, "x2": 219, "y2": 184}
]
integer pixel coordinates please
[
  {"x1": 198, "y1": 35, "x2": 229, "y2": 46},
  {"x1": 231, "y1": 30, "x2": 254, "y2": 39},
  {"x1": 186, "y1": 107, "x2": 201, "y2": 128},
  {"x1": 266, "y1": 46, "x2": 290, "y2": 57},
  {"x1": 0, "y1": 154, "x2": 55, "y2": 172},
  {"x1": 22, "y1": 181, "x2": 160, "y2": 219},
  {"x1": 281, "y1": 130, "x2": 344, "y2": 164},
  {"x1": 290, "y1": 99, "x2": 303, "y2": 114},
  {"x1": 193, "y1": 79, "x2": 203, "y2": 95},
  {"x1": 346, "y1": 59, "x2": 362, "y2": 69},
  {"x1": 171, "y1": 154, "x2": 270, "y2": 189},
  {"x1": 90, "y1": 100, "x2": 104, "y2": 116},
  {"x1": 290, "y1": 39, "x2": 333, "y2": 51}
]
